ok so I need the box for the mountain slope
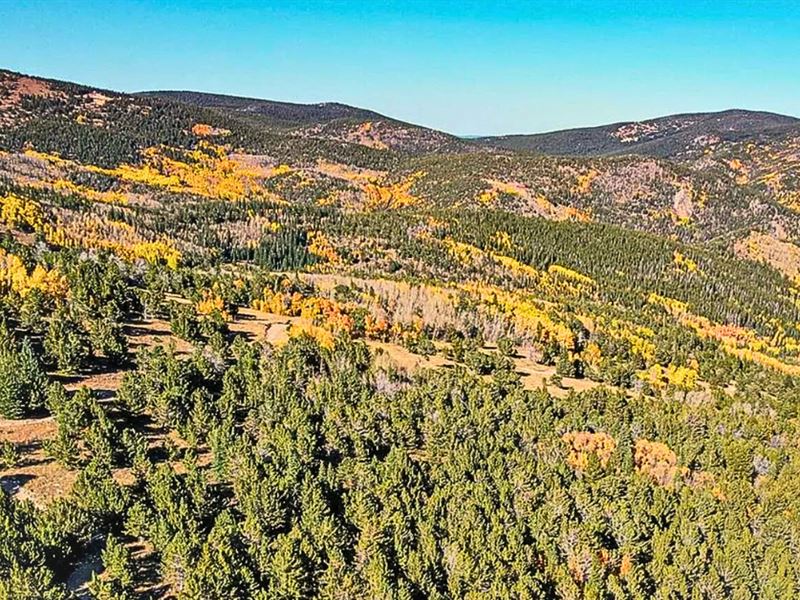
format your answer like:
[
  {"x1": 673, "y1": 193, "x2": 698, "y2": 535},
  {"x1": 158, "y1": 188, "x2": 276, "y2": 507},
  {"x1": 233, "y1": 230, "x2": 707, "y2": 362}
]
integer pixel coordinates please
[
  {"x1": 480, "y1": 109, "x2": 800, "y2": 158},
  {"x1": 141, "y1": 89, "x2": 473, "y2": 154},
  {"x1": 3, "y1": 68, "x2": 800, "y2": 256},
  {"x1": 138, "y1": 90, "x2": 386, "y2": 128},
  {"x1": 4, "y1": 68, "x2": 800, "y2": 600}
]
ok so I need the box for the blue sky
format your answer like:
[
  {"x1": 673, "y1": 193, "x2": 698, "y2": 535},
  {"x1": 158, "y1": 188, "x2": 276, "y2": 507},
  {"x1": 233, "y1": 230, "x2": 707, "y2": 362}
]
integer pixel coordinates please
[{"x1": 1, "y1": 1, "x2": 799, "y2": 135}]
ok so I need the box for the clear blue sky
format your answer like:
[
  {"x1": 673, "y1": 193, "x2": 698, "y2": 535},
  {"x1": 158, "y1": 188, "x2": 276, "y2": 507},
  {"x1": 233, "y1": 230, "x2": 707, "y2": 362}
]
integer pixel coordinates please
[{"x1": 1, "y1": 1, "x2": 799, "y2": 135}]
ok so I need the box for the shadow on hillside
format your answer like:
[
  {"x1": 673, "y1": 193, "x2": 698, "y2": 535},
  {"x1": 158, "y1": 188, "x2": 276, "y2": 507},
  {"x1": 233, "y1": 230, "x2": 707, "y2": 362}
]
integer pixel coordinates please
[
  {"x1": 66, "y1": 536, "x2": 104, "y2": 599},
  {"x1": 130, "y1": 539, "x2": 170, "y2": 599},
  {"x1": 0, "y1": 473, "x2": 35, "y2": 496},
  {"x1": 14, "y1": 440, "x2": 52, "y2": 468},
  {"x1": 125, "y1": 324, "x2": 172, "y2": 338}
]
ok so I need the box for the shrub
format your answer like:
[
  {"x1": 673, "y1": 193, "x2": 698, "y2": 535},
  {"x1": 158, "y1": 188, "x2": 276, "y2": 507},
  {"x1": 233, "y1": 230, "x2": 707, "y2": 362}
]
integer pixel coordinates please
[
  {"x1": 0, "y1": 440, "x2": 20, "y2": 469},
  {"x1": 88, "y1": 315, "x2": 128, "y2": 364},
  {"x1": 170, "y1": 303, "x2": 200, "y2": 342}
]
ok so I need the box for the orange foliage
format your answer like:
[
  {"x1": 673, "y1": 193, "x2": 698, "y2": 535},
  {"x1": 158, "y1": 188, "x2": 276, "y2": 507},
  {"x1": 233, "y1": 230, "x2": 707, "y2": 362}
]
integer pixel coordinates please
[
  {"x1": 192, "y1": 123, "x2": 214, "y2": 136},
  {"x1": 365, "y1": 314, "x2": 391, "y2": 341},
  {"x1": 298, "y1": 297, "x2": 354, "y2": 334},
  {"x1": 649, "y1": 291, "x2": 800, "y2": 376},
  {"x1": 191, "y1": 123, "x2": 231, "y2": 137},
  {"x1": 562, "y1": 431, "x2": 617, "y2": 470},
  {"x1": 634, "y1": 439, "x2": 679, "y2": 486},
  {"x1": 619, "y1": 554, "x2": 634, "y2": 578}
]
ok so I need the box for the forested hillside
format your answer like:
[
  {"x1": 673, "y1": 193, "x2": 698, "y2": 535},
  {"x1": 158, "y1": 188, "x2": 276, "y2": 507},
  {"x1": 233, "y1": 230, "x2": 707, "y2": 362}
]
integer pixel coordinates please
[
  {"x1": 1, "y1": 68, "x2": 800, "y2": 598},
  {"x1": 479, "y1": 110, "x2": 800, "y2": 157}
]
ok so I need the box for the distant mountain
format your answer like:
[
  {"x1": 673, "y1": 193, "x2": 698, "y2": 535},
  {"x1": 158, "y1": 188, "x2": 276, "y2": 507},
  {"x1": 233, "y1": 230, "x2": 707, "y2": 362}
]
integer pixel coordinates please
[
  {"x1": 479, "y1": 109, "x2": 800, "y2": 157},
  {"x1": 138, "y1": 90, "x2": 386, "y2": 129},
  {"x1": 141, "y1": 90, "x2": 472, "y2": 154},
  {"x1": 4, "y1": 67, "x2": 800, "y2": 265}
]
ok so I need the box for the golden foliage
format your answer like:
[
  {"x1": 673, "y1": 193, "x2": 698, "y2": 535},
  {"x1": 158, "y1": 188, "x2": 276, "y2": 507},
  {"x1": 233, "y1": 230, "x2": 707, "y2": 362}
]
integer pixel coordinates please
[
  {"x1": 492, "y1": 254, "x2": 542, "y2": 281},
  {"x1": 288, "y1": 322, "x2": 336, "y2": 349},
  {"x1": 594, "y1": 315, "x2": 656, "y2": 361},
  {"x1": 478, "y1": 180, "x2": 522, "y2": 205},
  {"x1": 307, "y1": 230, "x2": 341, "y2": 266},
  {"x1": 650, "y1": 291, "x2": 800, "y2": 376},
  {"x1": 43, "y1": 215, "x2": 181, "y2": 269},
  {"x1": 581, "y1": 341, "x2": 603, "y2": 370},
  {"x1": 197, "y1": 290, "x2": 230, "y2": 321},
  {"x1": 26, "y1": 145, "x2": 267, "y2": 201},
  {"x1": 728, "y1": 158, "x2": 750, "y2": 184},
  {"x1": 252, "y1": 288, "x2": 354, "y2": 334},
  {"x1": 461, "y1": 283, "x2": 575, "y2": 347},
  {"x1": 639, "y1": 363, "x2": 698, "y2": 391},
  {"x1": 0, "y1": 249, "x2": 67, "y2": 298},
  {"x1": 573, "y1": 169, "x2": 599, "y2": 196},
  {"x1": 489, "y1": 230, "x2": 513, "y2": 253},
  {"x1": 547, "y1": 264, "x2": 596, "y2": 288},
  {"x1": 129, "y1": 241, "x2": 182, "y2": 269},
  {"x1": 53, "y1": 179, "x2": 128, "y2": 205},
  {"x1": 673, "y1": 250, "x2": 698, "y2": 273},
  {"x1": 443, "y1": 238, "x2": 484, "y2": 264},
  {"x1": 267, "y1": 164, "x2": 293, "y2": 178},
  {"x1": 252, "y1": 288, "x2": 299, "y2": 316},
  {"x1": 648, "y1": 292, "x2": 688, "y2": 314},
  {"x1": 0, "y1": 194, "x2": 45, "y2": 231},
  {"x1": 362, "y1": 171, "x2": 424, "y2": 210}
]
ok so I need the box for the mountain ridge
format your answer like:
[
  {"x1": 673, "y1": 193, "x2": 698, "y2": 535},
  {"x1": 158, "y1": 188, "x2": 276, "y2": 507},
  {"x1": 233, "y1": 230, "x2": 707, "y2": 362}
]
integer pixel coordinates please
[
  {"x1": 478, "y1": 108, "x2": 800, "y2": 157},
  {"x1": 137, "y1": 89, "x2": 389, "y2": 128},
  {"x1": 5, "y1": 66, "x2": 797, "y2": 157},
  {"x1": 3, "y1": 67, "x2": 800, "y2": 261}
]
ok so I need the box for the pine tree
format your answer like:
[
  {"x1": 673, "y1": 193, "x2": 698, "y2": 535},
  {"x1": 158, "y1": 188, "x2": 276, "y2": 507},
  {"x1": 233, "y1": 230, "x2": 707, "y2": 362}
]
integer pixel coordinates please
[
  {"x1": 88, "y1": 535, "x2": 136, "y2": 599},
  {"x1": 45, "y1": 308, "x2": 91, "y2": 373},
  {"x1": 0, "y1": 326, "x2": 47, "y2": 418}
]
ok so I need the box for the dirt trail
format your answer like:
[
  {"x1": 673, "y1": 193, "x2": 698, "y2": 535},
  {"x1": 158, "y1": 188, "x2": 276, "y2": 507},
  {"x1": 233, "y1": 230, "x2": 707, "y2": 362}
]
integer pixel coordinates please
[
  {"x1": 513, "y1": 355, "x2": 600, "y2": 397},
  {"x1": 229, "y1": 306, "x2": 296, "y2": 345},
  {"x1": 0, "y1": 417, "x2": 70, "y2": 506}
]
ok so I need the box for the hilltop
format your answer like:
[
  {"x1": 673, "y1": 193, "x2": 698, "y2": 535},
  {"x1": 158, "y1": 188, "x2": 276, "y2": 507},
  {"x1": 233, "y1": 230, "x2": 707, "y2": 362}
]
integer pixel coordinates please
[
  {"x1": 479, "y1": 109, "x2": 800, "y2": 157},
  {"x1": 140, "y1": 90, "x2": 386, "y2": 128},
  {"x1": 140, "y1": 89, "x2": 472, "y2": 155},
  {"x1": 1, "y1": 67, "x2": 800, "y2": 401}
]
